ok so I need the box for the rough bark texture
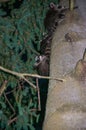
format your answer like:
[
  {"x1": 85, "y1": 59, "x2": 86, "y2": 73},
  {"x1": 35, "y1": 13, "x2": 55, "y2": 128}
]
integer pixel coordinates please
[{"x1": 43, "y1": 1, "x2": 86, "y2": 130}]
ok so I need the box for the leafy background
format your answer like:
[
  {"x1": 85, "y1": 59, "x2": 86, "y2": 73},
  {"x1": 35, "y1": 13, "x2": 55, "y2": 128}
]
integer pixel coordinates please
[{"x1": 0, "y1": 0, "x2": 59, "y2": 130}]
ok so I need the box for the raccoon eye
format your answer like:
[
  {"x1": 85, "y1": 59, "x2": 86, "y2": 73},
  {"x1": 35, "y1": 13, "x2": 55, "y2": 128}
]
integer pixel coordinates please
[
  {"x1": 57, "y1": 5, "x2": 62, "y2": 9},
  {"x1": 55, "y1": 21, "x2": 58, "y2": 26}
]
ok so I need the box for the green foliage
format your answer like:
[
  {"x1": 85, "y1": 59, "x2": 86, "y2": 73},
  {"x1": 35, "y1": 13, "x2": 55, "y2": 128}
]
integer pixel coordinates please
[{"x1": 0, "y1": 0, "x2": 59, "y2": 129}]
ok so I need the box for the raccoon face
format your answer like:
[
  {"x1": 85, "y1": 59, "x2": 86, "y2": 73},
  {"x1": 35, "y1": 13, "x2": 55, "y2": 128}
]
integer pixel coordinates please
[
  {"x1": 34, "y1": 55, "x2": 49, "y2": 76},
  {"x1": 35, "y1": 55, "x2": 46, "y2": 63},
  {"x1": 44, "y1": 2, "x2": 66, "y2": 33},
  {"x1": 35, "y1": 55, "x2": 41, "y2": 63},
  {"x1": 34, "y1": 55, "x2": 48, "y2": 67},
  {"x1": 49, "y1": 2, "x2": 65, "y2": 12}
]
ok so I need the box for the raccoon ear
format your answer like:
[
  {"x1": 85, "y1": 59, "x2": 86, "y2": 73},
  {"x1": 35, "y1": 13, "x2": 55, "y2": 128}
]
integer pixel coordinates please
[{"x1": 49, "y1": 2, "x2": 56, "y2": 9}]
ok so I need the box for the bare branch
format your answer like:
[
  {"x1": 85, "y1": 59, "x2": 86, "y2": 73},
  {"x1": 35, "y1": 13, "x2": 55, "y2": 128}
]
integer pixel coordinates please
[
  {"x1": 36, "y1": 78, "x2": 41, "y2": 111},
  {"x1": 4, "y1": 93, "x2": 15, "y2": 113},
  {"x1": 0, "y1": 80, "x2": 8, "y2": 96},
  {"x1": 0, "y1": 66, "x2": 64, "y2": 95},
  {"x1": 0, "y1": 66, "x2": 37, "y2": 89},
  {"x1": 8, "y1": 116, "x2": 17, "y2": 126},
  {"x1": 0, "y1": 66, "x2": 64, "y2": 81}
]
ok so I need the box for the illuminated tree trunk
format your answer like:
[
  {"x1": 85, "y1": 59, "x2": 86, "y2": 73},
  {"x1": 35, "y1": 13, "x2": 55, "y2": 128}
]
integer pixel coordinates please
[
  {"x1": 43, "y1": 5, "x2": 86, "y2": 130},
  {"x1": 69, "y1": 0, "x2": 75, "y2": 11}
]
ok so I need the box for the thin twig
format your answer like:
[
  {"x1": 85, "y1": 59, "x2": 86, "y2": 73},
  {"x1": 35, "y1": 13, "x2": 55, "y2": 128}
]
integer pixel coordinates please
[
  {"x1": 23, "y1": 76, "x2": 36, "y2": 89},
  {"x1": 5, "y1": 87, "x2": 16, "y2": 95},
  {"x1": 4, "y1": 93, "x2": 15, "y2": 113},
  {"x1": 0, "y1": 80, "x2": 8, "y2": 96},
  {"x1": 23, "y1": 73, "x2": 64, "y2": 81},
  {"x1": 8, "y1": 116, "x2": 17, "y2": 125},
  {"x1": 36, "y1": 78, "x2": 41, "y2": 111}
]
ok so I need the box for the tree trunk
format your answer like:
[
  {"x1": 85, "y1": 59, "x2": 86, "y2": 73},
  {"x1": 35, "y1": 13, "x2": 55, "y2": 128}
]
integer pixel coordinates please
[
  {"x1": 0, "y1": 0, "x2": 9, "y2": 2},
  {"x1": 43, "y1": 1, "x2": 86, "y2": 130}
]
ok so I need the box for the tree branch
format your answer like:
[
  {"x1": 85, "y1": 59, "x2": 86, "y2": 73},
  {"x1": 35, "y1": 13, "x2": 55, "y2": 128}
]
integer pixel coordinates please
[
  {"x1": 0, "y1": 80, "x2": 8, "y2": 96},
  {"x1": 0, "y1": 66, "x2": 64, "y2": 81},
  {"x1": 0, "y1": 66, "x2": 64, "y2": 96}
]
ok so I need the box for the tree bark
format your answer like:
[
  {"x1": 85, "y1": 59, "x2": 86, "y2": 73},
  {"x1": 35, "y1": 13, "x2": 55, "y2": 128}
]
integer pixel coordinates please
[
  {"x1": 0, "y1": 0, "x2": 9, "y2": 2},
  {"x1": 43, "y1": 1, "x2": 86, "y2": 130}
]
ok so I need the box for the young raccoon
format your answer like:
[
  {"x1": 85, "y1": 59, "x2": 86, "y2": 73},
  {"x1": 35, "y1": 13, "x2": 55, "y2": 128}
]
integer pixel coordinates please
[
  {"x1": 44, "y1": 2, "x2": 66, "y2": 33},
  {"x1": 34, "y1": 55, "x2": 49, "y2": 76},
  {"x1": 34, "y1": 2, "x2": 67, "y2": 76},
  {"x1": 34, "y1": 33, "x2": 52, "y2": 76},
  {"x1": 34, "y1": 2, "x2": 78, "y2": 76},
  {"x1": 44, "y1": 2, "x2": 78, "y2": 33}
]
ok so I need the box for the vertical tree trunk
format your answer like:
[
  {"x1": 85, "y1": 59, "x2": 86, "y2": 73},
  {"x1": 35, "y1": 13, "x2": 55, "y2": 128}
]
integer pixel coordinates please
[{"x1": 43, "y1": 3, "x2": 86, "y2": 130}]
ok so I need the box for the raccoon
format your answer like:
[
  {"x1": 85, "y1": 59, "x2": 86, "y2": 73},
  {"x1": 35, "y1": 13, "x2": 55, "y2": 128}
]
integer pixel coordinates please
[
  {"x1": 34, "y1": 3, "x2": 67, "y2": 76},
  {"x1": 44, "y1": 2, "x2": 78, "y2": 33},
  {"x1": 44, "y1": 2, "x2": 66, "y2": 33},
  {"x1": 34, "y1": 33, "x2": 52, "y2": 76},
  {"x1": 34, "y1": 55, "x2": 49, "y2": 76}
]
